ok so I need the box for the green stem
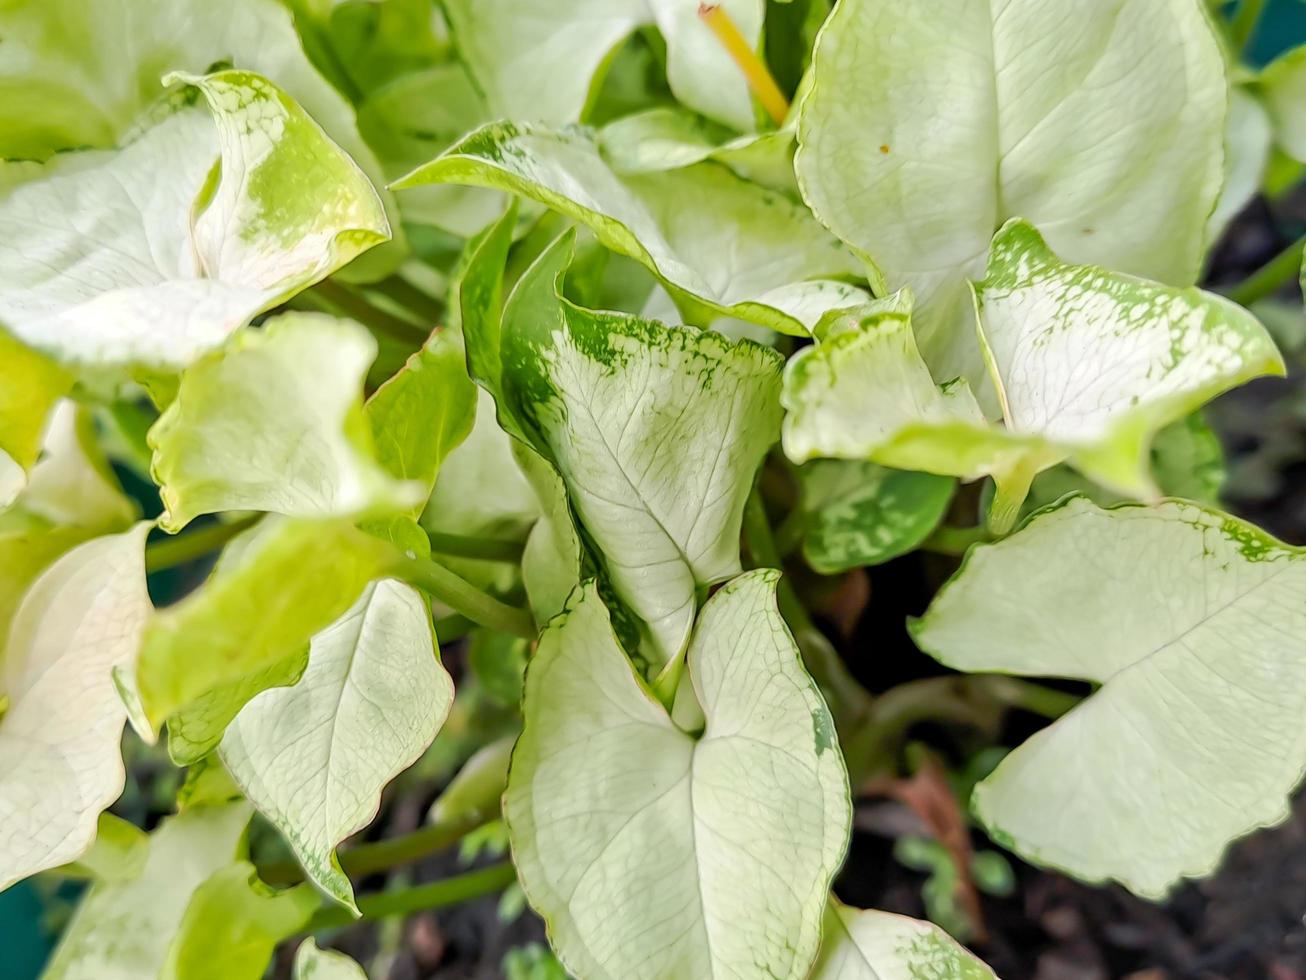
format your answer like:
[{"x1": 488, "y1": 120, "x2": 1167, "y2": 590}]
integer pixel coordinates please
[
  {"x1": 145, "y1": 515, "x2": 261, "y2": 574},
  {"x1": 920, "y1": 524, "x2": 991, "y2": 557},
  {"x1": 1230, "y1": 0, "x2": 1267, "y2": 53},
  {"x1": 982, "y1": 675, "x2": 1081, "y2": 719},
  {"x1": 307, "y1": 861, "x2": 517, "y2": 930},
  {"x1": 1227, "y1": 233, "x2": 1306, "y2": 308},
  {"x1": 426, "y1": 531, "x2": 525, "y2": 564},
  {"x1": 392, "y1": 554, "x2": 536, "y2": 639},
  {"x1": 370, "y1": 276, "x2": 444, "y2": 326},
  {"x1": 312, "y1": 279, "x2": 430, "y2": 344}
]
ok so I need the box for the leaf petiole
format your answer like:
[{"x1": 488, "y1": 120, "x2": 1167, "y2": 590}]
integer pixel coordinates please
[
  {"x1": 306, "y1": 861, "x2": 517, "y2": 930},
  {"x1": 426, "y1": 531, "x2": 525, "y2": 564},
  {"x1": 391, "y1": 553, "x2": 536, "y2": 639},
  {"x1": 144, "y1": 514, "x2": 261, "y2": 574},
  {"x1": 1226, "y1": 232, "x2": 1306, "y2": 308}
]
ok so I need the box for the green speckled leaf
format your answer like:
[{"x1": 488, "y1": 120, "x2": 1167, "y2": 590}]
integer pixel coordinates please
[
  {"x1": 914, "y1": 496, "x2": 1306, "y2": 898},
  {"x1": 800, "y1": 461, "x2": 954, "y2": 573},
  {"x1": 396, "y1": 123, "x2": 865, "y2": 336},
  {"x1": 812, "y1": 901, "x2": 996, "y2": 980},
  {"x1": 505, "y1": 573, "x2": 850, "y2": 980},
  {"x1": 221, "y1": 580, "x2": 453, "y2": 911}
]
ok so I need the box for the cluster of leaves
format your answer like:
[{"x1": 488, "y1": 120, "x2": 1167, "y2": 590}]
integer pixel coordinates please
[{"x1": 1, "y1": 0, "x2": 1305, "y2": 977}]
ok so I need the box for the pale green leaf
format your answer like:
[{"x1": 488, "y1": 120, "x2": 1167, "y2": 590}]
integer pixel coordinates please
[
  {"x1": 57, "y1": 813, "x2": 149, "y2": 883},
  {"x1": 441, "y1": 0, "x2": 761, "y2": 130},
  {"x1": 294, "y1": 940, "x2": 367, "y2": 980},
  {"x1": 0, "y1": 523, "x2": 151, "y2": 892},
  {"x1": 222, "y1": 580, "x2": 453, "y2": 911},
  {"x1": 783, "y1": 225, "x2": 1282, "y2": 529},
  {"x1": 799, "y1": 461, "x2": 954, "y2": 574},
  {"x1": 505, "y1": 573, "x2": 850, "y2": 980},
  {"x1": 0, "y1": 0, "x2": 403, "y2": 279},
  {"x1": 0, "y1": 331, "x2": 71, "y2": 507},
  {"x1": 135, "y1": 519, "x2": 396, "y2": 733},
  {"x1": 811, "y1": 901, "x2": 996, "y2": 980},
  {"x1": 0, "y1": 70, "x2": 389, "y2": 373},
  {"x1": 430, "y1": 735, "x2": 514, "y2": 828},
  {"x1": 396, "y1": 123, "x2": 864, "y2": 336},
  {"x1": 162, "y1": 863, "x2": 319, "y2": 980},
  {"x1": 796, "y1": 0, "x2": 1228, "y2": 384},
  {"x1": 150, "y1": 313, "x2": 422, "y2": 532},
  {"x1": 1208, "y1": 88, "x2": 1272, "y2": 244},
  {"x1": 913, "y1": 496, "x2": 1306, "y2": 898},
  {"x1": 497, "y1": 235, "x2": 783, "y2": 674},
  {"x1": 1259, "y1": 44, "x2": 1306, "y2": 163},
  {"x1": 42, "y1": 803, "x2": 252, "y2": 980},
  {"x1": 515, "y1": 443, "x2": 582, "y2": 627}
]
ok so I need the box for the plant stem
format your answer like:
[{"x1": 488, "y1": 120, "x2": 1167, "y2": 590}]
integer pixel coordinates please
[
  {"x1": 698, "y1": 4, "x2": 790, "y2": 126},
  {"x1": 982, "y1": 676, "x2": 1081, "y2": 719},
  {"x1": 920, "y1": 524, "x2": 991, "y2": 557},
  {"x1": 369, "y1": 276, "x2": 444, "y2": 326},
  {"x1": 426, "y1": 531, "x2": 525, "y2": 564},
  {"x1": 1227, "y1": 233, "x2": 1306, "y2": 308},
  {"x1": 307, "y1": 861, "x2": 517, "y2": 930},
  {"x1": 392, "y1": 554, "x2": 536, "y2": 639},
  {"x1": 145, "y1": 515, "x2": 261, "y2": 573},
  {"x1": 1231, "y1": 0, "x2": 1267, "y2": 54},
  {"x1": 312, "y1": 279, "x2": 430, "y2": 344}
]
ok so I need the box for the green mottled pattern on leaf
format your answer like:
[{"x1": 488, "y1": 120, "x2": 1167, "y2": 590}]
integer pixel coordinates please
[
  {"x1": 0, "y1": 0, "x2": 403, "y2": 279},
  {"x1": 800, "y1": 461, "x2": 954, "y2": 574},
  {"x1": 0, "y1": 70, "x2": 388, "y2": 373},
  {"x1": 42, "y1": 803, "x2": 251, "y2": 980},
  {"x1": 914, "y1": 496, "x2": 1306, "y2": 898},
  {"x1": 0, "y1": 523, "x2": 150, "y2": 892},
  {"x1": 162, "y1": 863, "x2": 319, "y2": 980},
  {"x1": 505, "y1": 573, "x2": 850, "y2": 980},
  {"x1": 294, "y1": 940, "x2": 367, "y2": 980},
  {"x1": 811, "y1": 901, "x2": 997, "y2": 980},
  {"x1": 222, "y1": 580, "x2": 453, "y2": 911},
  {"x1": 150, "y1": 313, "x2": 422, "y2": 532},
  {"x1": 796, "y1": 0, "x2": 1228, "y2": 384},
  {"x1": 499, "y1": 235, "x2": 783, "y2": 673},
  {"x1": 135, "y1": 519, "x2": 395, "y2": 733},
  {"x1": 396, "y1": 123, "x2": 865, "y2": 336}
]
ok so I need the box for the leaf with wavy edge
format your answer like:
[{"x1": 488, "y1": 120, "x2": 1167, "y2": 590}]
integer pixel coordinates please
[
  {"x1": 505, "y1": 573, "x2": 850, "y2": 980},
  {"x1": 811, "y1": 901, "x2": 997, "y2": 979},
  {"x1": 795, "y1": 0, "x2": 1228, "y2": 387},
  {"x1": 0, "y1": 523, "x2": 151, "y2": 892},
  {"x1": 0, "y1": 70, "x2": 389, "y2": 374},
  {"x1": 221, "y1": 580, "x2": 453, "y2": 911},
  {"x1": 914, "y1": 495, "x2": 1306, "y2": 898},
  {"x1": 782, "y1": 223, "x2": 1282, "y2": 530},
  {"x1": 395, "y1": 122, "x2": 865, "y2": 337},
  {"x1": 149, "y1": 313, "x2": 422, "y2": 532}
]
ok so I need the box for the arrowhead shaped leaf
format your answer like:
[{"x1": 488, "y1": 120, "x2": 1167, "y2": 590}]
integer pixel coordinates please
[
  {"x1": 42, "y1": 803, "x2": 252, "y2": 980},
  {"x1": 0, "y1": 0, "x2": 403, "y2": 279},
  {"x1": 221, "y1": 580, "x2": 454, "y2": 911},
  {"x1": 505, "y1": 573, "x2": 850, "y2": 980},
  {"x1": 796, "y1": 0, "x2": 1228, "y2": 382},
  {"x1": 913, "y1": 495, "x2": 1306, "y2": 898},
  {"x1": 783, "y1": 225, "x2": 1282, "y2": 529},
  {"x1": 0, "y1": 523, "x2": 151, "y2": 892},
  {"x1": 496, "y1": 235, "x2": 783, "y2": 673},
  {"x1": 0, "y1": 70, "x2": 389, "y2": 373},
  {"x1": 396, "y1": 123, "x2": 864, "y2": 336},
  {"x1": 811, "y1": 901, "x2": 996, "y2": 980},
  {"x1": 150, "y1": 312, "x2": 423, "y2": 532}
]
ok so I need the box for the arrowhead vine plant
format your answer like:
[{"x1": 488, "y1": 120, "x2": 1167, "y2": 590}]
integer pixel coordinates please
[{"x1": 2, "y1": 0, "x2": 1304, "y2": 976}]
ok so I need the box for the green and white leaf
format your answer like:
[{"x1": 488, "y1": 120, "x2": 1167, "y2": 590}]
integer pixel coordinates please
[
  {"x1": 498, "y1": 236, "x2": 783, "y2": 674},
  {"x1": 1259, "y1": 44, "x2": 1306, "y2": 163},
  {"x1": 0, "y1": 0, "x2": 403, "y2": 279},
  {"x1": 811, "y1": 901, "x2": 997, "y2": 980},
  {"x1": 162, "y1": 863, "x2": 319, "y2": 980},
  {"x1": 396, "y1": 123, "x2": 864, "y2": 336},
  {"x1": 783, "y1": 225, "x2": 1282, "y2": 529},
  {"x1": 505, "y1": 573, "x2": 850, "y2": 980},
  {"x1": 0, "y1": 70, "x2": 389, "y2": 373},
  {"x1": 294, "y1": 940, "x2": 367, "y2": 980},
  {"x1": 42, "y1": 803, "x2": 252, "y2": 980},
  {"x1": 441, "y1": 0, "x2": 762, "y2": 130},
  {"x1": 150, "y1": 313, "x2": 422, "y2": 532},
  {"x1": 799, "y1": 461, "x2": 954, "y2": 574},
  {"x1": 59, "y1": 814, "x2": 149, "y2": 883},
  {"x1": 913, "y1": 496, "x2": 1306, "y2": 899},
  {"x1": 222, "y1": 580, "x2": 453, "y2": 911},
  {"x1": 135, "y1": 518, "x2": 396, "y2": 733},
  {"x1": 796, "y1": 0, "x2": 1228, "y2": 384},
  {"x1": 0, "y1": 524, "x2": 150, "y2": 892}
]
